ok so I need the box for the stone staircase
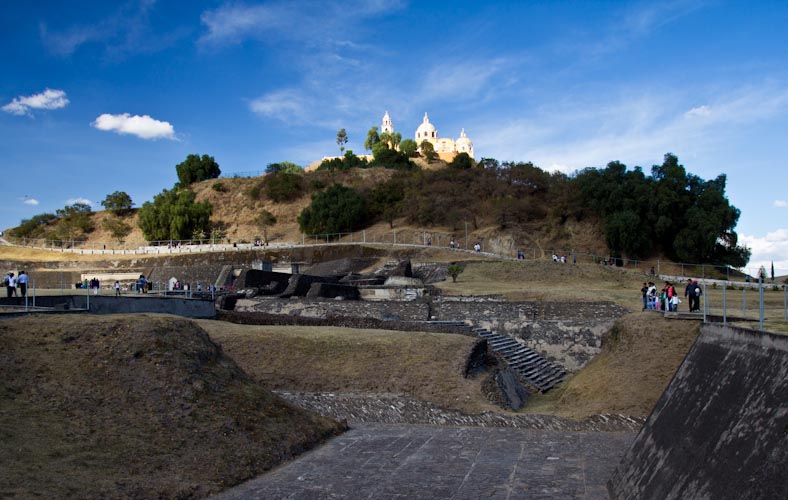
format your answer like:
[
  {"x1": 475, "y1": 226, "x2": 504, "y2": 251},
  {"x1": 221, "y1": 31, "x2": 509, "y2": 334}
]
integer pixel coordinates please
[{"x1": 423, "y1": 321, "x2": 566, "y2": 393}]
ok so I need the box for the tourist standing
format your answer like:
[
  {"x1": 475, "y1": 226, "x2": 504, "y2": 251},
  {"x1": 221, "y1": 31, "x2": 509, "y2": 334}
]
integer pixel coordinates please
[
  {"x1": 5, "y1": 272, "x2": 16, "y2": 297},
  {"x1": 17, "y1": 271, "x2": 28, "y2": 298},
  {"x1": 641, "y1": 282, "x2": 648, "y2": 311},
  {"x1": 114, "y1": 280, "x2": 121, "y2": 297}
]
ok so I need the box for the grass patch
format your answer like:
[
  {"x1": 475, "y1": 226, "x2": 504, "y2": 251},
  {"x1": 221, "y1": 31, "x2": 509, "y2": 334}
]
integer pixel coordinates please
[
  {"x1": 523, "y1": 313, "x2": 700, "y2": 418},
  {"x1": 196, "y1": 321, "x2": 497, "y2": 414}
]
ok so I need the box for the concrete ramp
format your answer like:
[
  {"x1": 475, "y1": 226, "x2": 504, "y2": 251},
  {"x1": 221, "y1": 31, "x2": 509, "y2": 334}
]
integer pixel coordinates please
[{"x1": 608, "y1": 325, "x2": 788, "y2": 500}]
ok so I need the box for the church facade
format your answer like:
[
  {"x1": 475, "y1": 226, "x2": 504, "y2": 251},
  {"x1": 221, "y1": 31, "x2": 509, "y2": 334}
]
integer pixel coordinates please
[{"x1": 383, "y1": 111, "x2": 474, "y2": 160}]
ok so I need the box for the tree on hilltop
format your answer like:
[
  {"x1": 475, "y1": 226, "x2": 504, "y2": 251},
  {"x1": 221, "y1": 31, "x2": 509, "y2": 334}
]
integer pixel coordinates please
[
  {"x1": 364, "y1": 127, "x2": 380, "y2": 152},
  {"x1": 176, "y1": 154, "x2": 221, "y2": 186},
  {"x1": 265, "y1": 161, "x2": 303, "y2": 174},
  {"x1": 336, "y1": 128, "x2": 348, "y2": 154},
  {"x1": 420, "y1": 140, "x2": 437, "y2": 163},
  {"x1": 101, "y1": 191, "x2": 134, "y2": 216},
  {"x1": 399, "y1": 139, "x2": 418, "y2": 157}
]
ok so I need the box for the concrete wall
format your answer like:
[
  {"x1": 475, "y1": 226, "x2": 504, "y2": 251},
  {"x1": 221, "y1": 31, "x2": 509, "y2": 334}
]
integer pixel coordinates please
[
  {"x1": 608, "y1": 324, "x2": 788, "y2": 500},
  {"x1": 0, "y1": 295, "x2": 216, "y2": 319}
]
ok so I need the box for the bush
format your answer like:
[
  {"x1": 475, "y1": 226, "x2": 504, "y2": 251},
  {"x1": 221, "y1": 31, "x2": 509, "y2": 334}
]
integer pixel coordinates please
[
  {"x1": 265, "y1": 173, "x2": 304, "y2": 202},
  {"x1": 212, "y1": 181, "x2": 228, "y2": 193},
  {"x1": 298, "y1": 184, "x2": 367, "y2": 235},
  {"x1": 138, "y1": 188, "x2": 212, "y2": 241}
]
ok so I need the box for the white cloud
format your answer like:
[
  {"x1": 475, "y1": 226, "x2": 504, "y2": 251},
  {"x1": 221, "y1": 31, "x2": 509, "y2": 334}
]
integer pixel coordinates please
[
  {"x1": 66, "y1": 198, "x2": 93, "y2": 206},
  {"x1": 91, "y1": 113, "x2": 176, "y2": 140},
  {"x1": 23, "y1": 198, "x2": 39, "y2": 206},
  {"x1": 774, "y1": 200, "x2": 787, "y2": 208},
  {"x1": 2, "y1": 89, "x2": 69, "y2": 116},
  {"x1": 199, "y1": 0, "x2": 403, "y2": 46},
  {"x1": 249, "y1": 90, "x2": 309, "y2": 123},
  {"x1": 685, "y1": 105, "x2": 711, "y2": 118},
  {"x1": 739, "y1": 229, "x2": 788, "y2": 278}
]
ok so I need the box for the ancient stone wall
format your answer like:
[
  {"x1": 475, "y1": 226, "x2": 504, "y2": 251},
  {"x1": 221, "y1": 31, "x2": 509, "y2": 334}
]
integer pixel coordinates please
[
  {"x1": 608, "y1": 325, "x2": 788, "y2": 500},
  {"x1": 233, "y1": 297, "x2": 429, "y2": 322},
  {"x1": 433, "y1": 298, "x2": 628, "y2": 371},
  {"x1": 230, "y1": 296, "x2": 628, "y2": 371}
]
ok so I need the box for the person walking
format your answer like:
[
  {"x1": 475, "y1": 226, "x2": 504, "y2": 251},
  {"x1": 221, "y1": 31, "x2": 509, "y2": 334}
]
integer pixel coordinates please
[
  {"x1": 684, "y1": 279, "x2": 695, "y2": 312},
  {"x1": 17, "y1": 271, "x2": 28, "y2": 298}
]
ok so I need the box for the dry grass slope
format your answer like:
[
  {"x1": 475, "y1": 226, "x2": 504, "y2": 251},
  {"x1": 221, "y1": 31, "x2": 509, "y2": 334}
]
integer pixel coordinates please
[
  {"x1": 0, "y1": 314, "x2": 344, "y2": 500},
  {"x1": 198, "y1": 322, "x2": 497, "y2": 414},
  {"x1": 525, "y1": 313, "x2": 701, "y2": 418}
]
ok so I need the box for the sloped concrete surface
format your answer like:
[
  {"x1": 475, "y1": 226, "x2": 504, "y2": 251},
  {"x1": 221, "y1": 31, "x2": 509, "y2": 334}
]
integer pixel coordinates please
[
  {"x1": 210, "y1": 423, "x2": 634, "y2": 500},
  {"x1": 608, "y1": 325, "x2": 788, "y2": 500}
]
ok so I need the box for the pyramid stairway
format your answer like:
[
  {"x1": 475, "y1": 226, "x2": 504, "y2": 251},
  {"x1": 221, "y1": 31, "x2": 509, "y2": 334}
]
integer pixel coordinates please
[{"x1": 423, "y1": 321, "x2": 566, "y2": 392}]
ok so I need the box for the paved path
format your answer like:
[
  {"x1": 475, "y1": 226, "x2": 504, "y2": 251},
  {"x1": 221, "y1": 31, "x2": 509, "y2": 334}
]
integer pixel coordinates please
[{"x1": 210, "y1": 423, "x2": 634, "y2": 500}]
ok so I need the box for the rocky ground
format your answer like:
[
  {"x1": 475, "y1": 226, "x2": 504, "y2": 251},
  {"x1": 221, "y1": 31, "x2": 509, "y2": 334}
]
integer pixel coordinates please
[{"x1": 276, "y1": 391, "x2": 645, "y2": 432}]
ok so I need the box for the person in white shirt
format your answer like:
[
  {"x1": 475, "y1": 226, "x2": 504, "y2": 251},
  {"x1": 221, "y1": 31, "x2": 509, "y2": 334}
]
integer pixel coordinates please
[{"x1": 7, "y1": 273, "x2": 17, "y2": 297}]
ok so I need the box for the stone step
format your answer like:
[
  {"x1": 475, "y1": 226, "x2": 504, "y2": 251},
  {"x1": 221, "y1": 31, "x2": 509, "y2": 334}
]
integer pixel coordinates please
[{"x1": 473, "y1": 326, "x2": 567, "y2": 393}]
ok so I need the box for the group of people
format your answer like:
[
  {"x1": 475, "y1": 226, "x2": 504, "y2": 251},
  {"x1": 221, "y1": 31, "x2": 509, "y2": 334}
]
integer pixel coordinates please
[
  {"x1": 641, "y1": 278, "x2": 703, "y2": 312},
  {"x1": 4, "y1": 271, "x2": 28, "y2": 298},
  {"x1": 642, "y1": 281, "x2": 681, "y2": 311}
]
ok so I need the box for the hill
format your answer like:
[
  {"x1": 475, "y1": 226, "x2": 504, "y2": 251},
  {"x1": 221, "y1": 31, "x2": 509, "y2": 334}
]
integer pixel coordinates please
[{"x1": 0, "y1": 314, "x2": 344, "y2": 500}]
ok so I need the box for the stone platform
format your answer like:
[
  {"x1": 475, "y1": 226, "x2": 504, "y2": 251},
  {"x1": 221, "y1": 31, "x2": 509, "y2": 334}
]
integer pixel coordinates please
[{"x1": 210, "y1": 423, "x2": 634, "y2": 500}]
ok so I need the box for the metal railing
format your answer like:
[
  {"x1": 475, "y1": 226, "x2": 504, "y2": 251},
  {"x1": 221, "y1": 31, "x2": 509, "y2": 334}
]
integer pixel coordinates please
[{"x1": 5, "y1": 231, "x2": 786, "y2": 282}]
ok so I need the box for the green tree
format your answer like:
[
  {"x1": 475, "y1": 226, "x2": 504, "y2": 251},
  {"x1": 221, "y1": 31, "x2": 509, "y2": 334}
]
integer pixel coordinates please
[
  {"x1": 370, "y1": 145, "x2": 412, "y2": 170},
  {"x1": 298, "y1": 184, "x2": 367, "y2": 235},
  {"x1": 102, "y1": 216, "x2": 132, "y2": 243},
  {"x1": 364, "y1": 126, "x2": 380, "y2": 152},
  {"x1": 54, "y1": 203, "x2": 95, "y2": 240},
  {"x1": 449, "y1": 152, "x2": 474, "y2": 170},
  {"x1": 336, "y1": 128, "x2": 348, "y2": 154},
  {"x1": 317, "y1": 150, "x2": 368, "y2": 171},
  {"x1": 175, "y1": 154, "x2": 221, "y2": 186},
  {"x1": 9, "y1": 213, "x2": 57, "y2": 239},
  {"x1": 137, "y1": 188, "x2": 212, "y2": 241},
  {"x1": 447, "y1": 263, "x2": 464, "y2": 282},
  {"x1": 265, "y1": 161, "x2": 303, "y2": 174},
  {"x1": 369, "y1": 178, "x2": 406, "y2": 228},
  {"x1": 399, "y1": 139, "x2": 418, "y2": 157},
  {"x1": 380, "y1": 131, "x2": 402, "y2": 149},
  {"x1": 420, "y1": 140, "x2": 437, "y2": 163},
  {"x1": 101, "y1": 191, "x2": 134, "y2": 216},
  {"x1": 264, "y1": 172, "x2": 304, "y2": 202}
]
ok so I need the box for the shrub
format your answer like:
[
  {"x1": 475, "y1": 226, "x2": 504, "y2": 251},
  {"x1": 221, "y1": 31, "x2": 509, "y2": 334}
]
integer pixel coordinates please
[
  {"x1": 265, "y1": 173, "x2": 304, "y2": 202},
  {"x1": 212, "y1": 181, "x2": 227, "y2": 193},
  {"x1": 298, "y1": 184, "x2": 367, "y2": 235}
]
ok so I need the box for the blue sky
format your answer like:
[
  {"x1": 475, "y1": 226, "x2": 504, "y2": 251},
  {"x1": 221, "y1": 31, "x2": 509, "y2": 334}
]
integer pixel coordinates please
[{"x1": 2, "y1": 0, "x2": 787, "y2": 276}]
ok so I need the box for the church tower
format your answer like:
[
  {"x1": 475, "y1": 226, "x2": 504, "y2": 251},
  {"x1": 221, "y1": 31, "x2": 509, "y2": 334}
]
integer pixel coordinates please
[{"x1": 381, "y1": 111, "x2": 394, "y2": 134}]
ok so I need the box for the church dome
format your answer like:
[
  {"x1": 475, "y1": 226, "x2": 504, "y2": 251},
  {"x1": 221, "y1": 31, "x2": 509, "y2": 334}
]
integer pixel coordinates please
[
  {"x1": 455, "y1": 128, "x2": 474, "y2": 157},
  {"x1": 415, "y1": 112, "x2": 437, "y2": 143}
]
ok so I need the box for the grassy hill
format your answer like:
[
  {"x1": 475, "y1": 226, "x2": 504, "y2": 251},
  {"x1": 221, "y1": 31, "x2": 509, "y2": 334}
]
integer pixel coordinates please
[
  {"x1": 0, "y1": 314, "x2": 344, "y2": 499},
  {"x1": 4, "y1": 165, "x2": 609, "y2": 258}
]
